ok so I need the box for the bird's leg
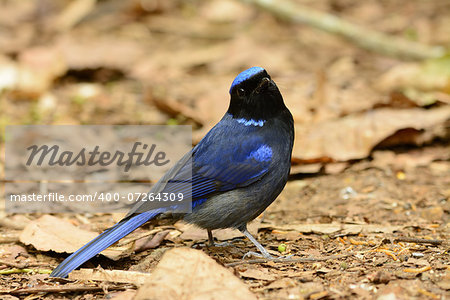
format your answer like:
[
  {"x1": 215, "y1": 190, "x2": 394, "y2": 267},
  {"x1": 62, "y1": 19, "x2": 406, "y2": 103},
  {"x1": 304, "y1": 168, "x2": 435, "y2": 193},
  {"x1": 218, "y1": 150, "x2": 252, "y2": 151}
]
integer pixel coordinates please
[
  {"x1": 207, "y1": 229, "x2": 215, "y2": 246},
  {"x1": 240, "y1": 227, "x2": 273, "y2": 259},
  {"x1": 206, "y1": 229, "x2": 233, "y2": 247}
]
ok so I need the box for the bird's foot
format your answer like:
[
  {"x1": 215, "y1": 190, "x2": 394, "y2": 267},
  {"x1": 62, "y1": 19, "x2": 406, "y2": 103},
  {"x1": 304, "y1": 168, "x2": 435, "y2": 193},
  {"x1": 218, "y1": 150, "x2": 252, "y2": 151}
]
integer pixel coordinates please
[
  {"x1": 208, "y1": 241, "x2": 233, "y2": 247},
  {"x1": 242, "y1": 251, "x2": 294, "y2": 260},
  {"x1": 277, "y1": 254, "x2": 294, "y2": 259},
  {"x1": 242, "y1": 249, "x2": 273, "y2": 259}
]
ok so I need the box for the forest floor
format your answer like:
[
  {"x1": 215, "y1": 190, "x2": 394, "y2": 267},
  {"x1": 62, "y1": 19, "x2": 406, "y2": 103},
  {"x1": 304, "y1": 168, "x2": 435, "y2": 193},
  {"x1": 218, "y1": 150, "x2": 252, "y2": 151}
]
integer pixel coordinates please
[{"x1": 0, "y1": 0, "x2": 449, "y2": 299}]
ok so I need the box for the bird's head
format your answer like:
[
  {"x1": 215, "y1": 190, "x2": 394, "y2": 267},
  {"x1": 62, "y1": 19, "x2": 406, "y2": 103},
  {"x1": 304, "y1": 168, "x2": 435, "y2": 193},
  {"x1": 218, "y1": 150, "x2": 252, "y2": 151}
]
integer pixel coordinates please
[{"x1": 228, "y1": 67, "x2": 287, "y2": 122}]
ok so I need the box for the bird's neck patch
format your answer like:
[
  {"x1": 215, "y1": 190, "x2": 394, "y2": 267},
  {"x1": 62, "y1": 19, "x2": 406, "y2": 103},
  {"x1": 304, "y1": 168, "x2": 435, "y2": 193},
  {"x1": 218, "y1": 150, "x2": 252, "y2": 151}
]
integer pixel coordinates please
[
  {"x1": 236, "y1": 118, "x2": 265, "y2": 127},
  {"x1": 229, "y1": 66, "x2": 265, "y2": 93}
]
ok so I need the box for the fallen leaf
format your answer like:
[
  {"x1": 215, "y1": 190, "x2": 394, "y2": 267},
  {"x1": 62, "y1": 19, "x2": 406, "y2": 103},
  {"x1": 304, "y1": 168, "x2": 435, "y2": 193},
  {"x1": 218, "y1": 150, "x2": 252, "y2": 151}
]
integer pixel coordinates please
[
  {"x1": 293, "y1": 106, "x2": 450, "y2": 161},
  {"x1": 420, "y1": 206, "x2": 444, "y2": 222},
  {"x1": 239, "y1": 267, "x2": 276, "y2": 281},
  {"x1": 436, "y1": 270, "x2": 450, "y2": 290},
  {"x1": 55, "y1": 35, "x2": 145, "y2": 71},
  {"x1": 263, "y1": 278, "x2": 296, "y2": 290},
  {"x1": 5, "y1": 245, "x2": 28, "y2": 259},
  {"x1": 134, "y1": 230, "x2": 170, "y2": 252},
  {"x1": 134, "y1": 248, "x2": 256, "y2": 300},
  {"x1": 376, "y1": 57, "x2": 450, "y2": 93},
  {"x1": 109, "y1": 290, "x2": 138, "y2": 300},
  {"x1": 69, "y1": 269, "x2": 151, "y2": 286},
  {"x1": 372, "y1": 146, "x2": 450, "y2": 170},
  {"x1": 19, "y1": 215, "x2": 129, "y2": 260}
]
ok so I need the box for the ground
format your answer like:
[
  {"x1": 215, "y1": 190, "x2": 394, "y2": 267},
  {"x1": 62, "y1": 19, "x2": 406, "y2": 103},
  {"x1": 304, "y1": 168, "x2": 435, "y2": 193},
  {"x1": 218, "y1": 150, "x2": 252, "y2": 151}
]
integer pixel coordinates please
[{"x1": 0, "y1": 0, "x2": 449, "y2": 299}]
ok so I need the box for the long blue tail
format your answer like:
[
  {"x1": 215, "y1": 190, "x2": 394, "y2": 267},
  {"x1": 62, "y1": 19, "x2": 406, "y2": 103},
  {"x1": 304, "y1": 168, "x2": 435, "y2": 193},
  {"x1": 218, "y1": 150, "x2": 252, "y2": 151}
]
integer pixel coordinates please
[{"x1": 50, "y1": 210, "x2": 162, "y2": 278}]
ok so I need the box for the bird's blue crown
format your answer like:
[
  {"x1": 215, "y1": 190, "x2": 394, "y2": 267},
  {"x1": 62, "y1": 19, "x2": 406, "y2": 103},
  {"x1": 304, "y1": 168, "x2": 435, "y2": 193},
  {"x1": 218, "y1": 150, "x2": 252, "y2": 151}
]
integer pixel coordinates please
[{"x1": 229, "y1": 67, "x2": 265, "y2": 93}]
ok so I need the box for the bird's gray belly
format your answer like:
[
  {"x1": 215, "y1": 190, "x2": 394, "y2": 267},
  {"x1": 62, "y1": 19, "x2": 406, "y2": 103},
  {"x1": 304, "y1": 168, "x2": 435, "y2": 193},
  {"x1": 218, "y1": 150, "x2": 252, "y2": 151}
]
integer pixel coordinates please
[{"x1": 183, "y1": 173, "x2": 287, "y2": 230}]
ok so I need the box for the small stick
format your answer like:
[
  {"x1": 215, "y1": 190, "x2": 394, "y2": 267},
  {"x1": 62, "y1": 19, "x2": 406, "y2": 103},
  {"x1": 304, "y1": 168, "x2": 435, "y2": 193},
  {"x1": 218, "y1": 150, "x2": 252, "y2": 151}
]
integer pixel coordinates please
[
  {"x1": 225, "y1": 254, "x2": 351, "y2": 267},
  {"x1": 0, "y1": 268, "x2": 52, "y2": 275},
  {"x1": 1, "y1": 284, "x2": 129, "y2": 295},
  {"x1": 242, "y1": 0, "x2": 445, "y2": 60},
  {"x1": 393, "y1": 237, "x2": 443, "y2": 246}
]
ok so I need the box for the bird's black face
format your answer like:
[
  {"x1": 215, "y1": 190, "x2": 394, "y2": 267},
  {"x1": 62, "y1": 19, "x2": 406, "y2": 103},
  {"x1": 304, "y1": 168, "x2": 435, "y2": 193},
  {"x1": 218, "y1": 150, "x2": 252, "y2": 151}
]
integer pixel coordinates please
[{"x1": 228, "y1": 67, "x2": 287, "y2": 121}]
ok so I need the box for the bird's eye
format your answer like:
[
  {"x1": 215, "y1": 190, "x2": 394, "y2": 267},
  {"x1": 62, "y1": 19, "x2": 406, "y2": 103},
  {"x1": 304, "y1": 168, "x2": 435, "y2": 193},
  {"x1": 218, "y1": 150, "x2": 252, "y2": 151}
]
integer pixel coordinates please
[{"x1": 237, "y1": 88, "x2": 245, "y2": 97}]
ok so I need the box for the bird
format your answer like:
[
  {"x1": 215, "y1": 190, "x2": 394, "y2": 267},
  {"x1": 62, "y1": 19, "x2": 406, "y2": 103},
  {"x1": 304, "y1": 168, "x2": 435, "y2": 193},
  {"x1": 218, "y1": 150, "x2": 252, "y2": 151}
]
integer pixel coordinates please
[{"x1": 50, "y1": 66, "x2": 294, "y2": 278}]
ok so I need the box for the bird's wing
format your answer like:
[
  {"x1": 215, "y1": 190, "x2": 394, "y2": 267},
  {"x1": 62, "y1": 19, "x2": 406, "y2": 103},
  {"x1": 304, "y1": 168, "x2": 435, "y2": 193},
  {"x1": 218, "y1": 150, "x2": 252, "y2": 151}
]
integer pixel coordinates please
[
  {"x1": 126, "y1": 131, "x2": 273, "y2": 215},
  {"x1": 189, "y1": 133, "x2": 273, "y2": 196}
]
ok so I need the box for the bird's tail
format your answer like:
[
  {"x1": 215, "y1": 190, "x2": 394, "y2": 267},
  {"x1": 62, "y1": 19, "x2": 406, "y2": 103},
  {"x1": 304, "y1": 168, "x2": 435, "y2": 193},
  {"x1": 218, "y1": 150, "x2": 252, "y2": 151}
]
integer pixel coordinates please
[{"x1": 50, "y1": 209, "x2": 163, "y2": 278}]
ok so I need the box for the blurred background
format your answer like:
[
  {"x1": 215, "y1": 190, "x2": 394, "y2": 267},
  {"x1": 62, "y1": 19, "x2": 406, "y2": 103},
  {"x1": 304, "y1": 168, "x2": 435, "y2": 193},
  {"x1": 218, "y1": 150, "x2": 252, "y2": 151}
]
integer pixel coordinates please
[
  {"x1": 0, "y1": 0, "x2": 449, "y2": 298},
  {"x1": 0, "y1": 0, "x2": 449, "y2": 165}
]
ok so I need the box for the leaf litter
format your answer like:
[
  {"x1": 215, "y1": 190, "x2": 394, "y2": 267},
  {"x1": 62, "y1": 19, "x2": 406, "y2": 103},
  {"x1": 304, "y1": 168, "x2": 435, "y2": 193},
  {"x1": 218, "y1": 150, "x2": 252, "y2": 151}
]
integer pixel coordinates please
[{"x1": 0, "y1": 0, "x2": 449, "y2": 299}]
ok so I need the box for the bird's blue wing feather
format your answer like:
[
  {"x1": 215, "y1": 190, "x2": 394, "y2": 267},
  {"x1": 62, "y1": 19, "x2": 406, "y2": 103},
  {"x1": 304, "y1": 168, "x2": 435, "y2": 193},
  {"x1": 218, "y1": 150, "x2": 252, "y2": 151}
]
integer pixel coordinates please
[{"x1": 185, "y1": 131, "x2": 273, "y2": 199}]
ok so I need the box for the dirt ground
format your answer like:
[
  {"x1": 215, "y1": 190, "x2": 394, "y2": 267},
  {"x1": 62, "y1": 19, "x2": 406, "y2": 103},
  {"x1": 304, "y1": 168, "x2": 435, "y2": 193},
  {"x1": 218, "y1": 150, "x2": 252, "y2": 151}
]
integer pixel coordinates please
[
  {"x1": 0, "y1": 149, "x2": 449, "y2": 299},
  {"x1": 0, "y1": 0, "x2": 449, "y2": 299}
]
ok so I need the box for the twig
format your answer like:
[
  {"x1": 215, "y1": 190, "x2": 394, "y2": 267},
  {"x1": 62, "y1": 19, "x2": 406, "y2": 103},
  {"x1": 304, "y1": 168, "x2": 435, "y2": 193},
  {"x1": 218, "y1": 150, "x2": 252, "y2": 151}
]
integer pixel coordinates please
[
  {"x1": 242, "y1": 0, "x2": 446, "y2": 60},
  {"x1": 225, "y1": 254, "x2": 352, "y2": 267},
  {"x1": 0, "y1": 268, "x2": 52, "y2": 275},
  {"x1": 393, "y1": 237, "x2": 443, "y2": 246},
  {"x1": 1, "y1": 284, "x2": 129, "y2": 295}
]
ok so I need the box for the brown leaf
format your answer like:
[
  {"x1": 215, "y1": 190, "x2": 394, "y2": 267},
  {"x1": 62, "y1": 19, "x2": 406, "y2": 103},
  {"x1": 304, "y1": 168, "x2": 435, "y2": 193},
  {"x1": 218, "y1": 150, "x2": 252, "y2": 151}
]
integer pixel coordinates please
[
  {"x1": 55, "y1": 35, "x2": 145, "y2": 71},
  {"x1": 372, "y1": 146, "x2": 450, "y2": 170},
  {"x1": 134, "y1": 230, "x2": 170, "y2": 252},
  {"x1": 109, "y1": 290, "x2": 138, "y2": 300},
  {"x1": 239, "y1": 267, "x2": 276, "y2": 281},
  {"x1": 263, "y1": 278, "x2": 296, "y2": 290},
  {"x1": 69, "y1": 269, "x2": 151, "y2": 286},
  {"x1": 293, "y1": 106, "x2": 450, "y2": 161},
  {"x1": 19, "y1": 215, "x2": 128, "y2": 260},
  {"x1": 134, "y1": 248, "x2": 257, "y2": 300},
  {"x1": 436, "y1": 271, "x2": 450, "y2": 290}
]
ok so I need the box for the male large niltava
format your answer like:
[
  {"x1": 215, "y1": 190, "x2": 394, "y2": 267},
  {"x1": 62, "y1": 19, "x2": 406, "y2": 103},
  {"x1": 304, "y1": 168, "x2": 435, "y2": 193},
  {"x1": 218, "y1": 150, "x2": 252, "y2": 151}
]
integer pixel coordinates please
[{"x1": 51, "y1": 67, "x2": 294, "y2": 278}]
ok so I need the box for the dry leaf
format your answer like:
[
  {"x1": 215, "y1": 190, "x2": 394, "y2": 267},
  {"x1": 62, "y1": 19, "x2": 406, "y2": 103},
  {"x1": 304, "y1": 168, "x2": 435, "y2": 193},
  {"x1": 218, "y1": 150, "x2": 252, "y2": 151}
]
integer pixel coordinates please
[
  {"x1": 377, "y1": 57, "x2": 450, "y2": 93},
  {"x1": 239, "y1": 267, "x2": 276, "y2": 281},
  {"x1": 55, "y1": 35, "x2": 145, "y2": 71},
  {"x1": 0, "y1": 48, "x2": 66, "y2": 96},
  {"x1": 263, "y1": 278, "x2": 296, "y2": 290},
  {"x1": 134, "y1": 248, "x2": 257, "y2": 300},
  {"x1": 134, "y1": 230, "x2": 170, "y2": 252},
  {"x1": 293, "y1": 106, "x2": 450, "y2": 161},
  {"x1": 109, "y1": 290, "x2": 138, "y2": 300},
  {"x1": 69, "y1": 269, "x2": 151, "y2": 286},
  {"x1": 19, "y1": 215, "x2": 128, "y2": 260}
]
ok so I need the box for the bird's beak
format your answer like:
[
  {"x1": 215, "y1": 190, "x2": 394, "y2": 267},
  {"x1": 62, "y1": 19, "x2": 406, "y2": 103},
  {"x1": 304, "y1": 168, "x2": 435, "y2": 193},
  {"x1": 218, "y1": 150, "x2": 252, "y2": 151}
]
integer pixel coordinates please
[{"x1": 256, "y1": 77, "x2": 272, "y2": 93}]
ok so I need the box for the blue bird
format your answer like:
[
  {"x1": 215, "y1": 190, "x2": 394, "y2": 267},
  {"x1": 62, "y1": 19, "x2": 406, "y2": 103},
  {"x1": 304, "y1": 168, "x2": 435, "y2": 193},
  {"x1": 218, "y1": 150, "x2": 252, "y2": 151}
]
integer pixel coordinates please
[{"x1": 50, "y1": 67, "x2": 294, "y2": 278}]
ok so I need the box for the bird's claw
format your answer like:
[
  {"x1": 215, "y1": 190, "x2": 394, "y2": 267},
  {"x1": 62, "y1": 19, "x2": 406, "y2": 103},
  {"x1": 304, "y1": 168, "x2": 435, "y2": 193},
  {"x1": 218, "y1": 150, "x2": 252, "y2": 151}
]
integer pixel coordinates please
[
  {"x1": 276, "y1": 254, "x2": 294, "y2": 259},
  {"x1": 242, "y1": 251, "x2": 273, "y2": 259},
  {"x1": 208, "y1": 241, "x2": 233, "y2": 247},
  {"x1": 242, "y1": 252, "x2": 294, "y2": 260}
]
